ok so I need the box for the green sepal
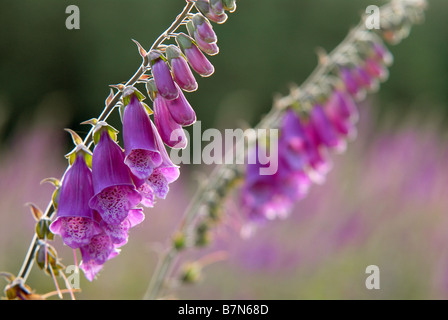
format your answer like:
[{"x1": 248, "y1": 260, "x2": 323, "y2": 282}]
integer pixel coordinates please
[
  {"x1": 122, "y1": 86, "x2": 146, "y2": 106},
  {"x1": 222, "y1": 0, "x2": 237, "y2": 12},
  {"x1": 175, "y1": 33, "x2": 194, "y2": 53},
  {"x1": 92, "y1": 122, "x2": 119, "y2": 145}
]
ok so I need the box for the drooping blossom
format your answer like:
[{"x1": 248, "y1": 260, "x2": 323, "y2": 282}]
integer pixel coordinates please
[
  {"x1": 122, "y1": 93, "x2": 162, "y2": 180},
  {"x1": 176, "y1": 33, "x2": 215, "y2": 77},
  {"x1": 50, "y1": 152, "x2": 100, "y2": 249},
  {"x1": 89, "y1": 129, "x2": 142, "y2": 225},
  {"x1": 166, "y1": 45, "x2": 198, "y2": 92},
  {"x1": 149, "y1": 50, "x2": 179, "y2": 100}
]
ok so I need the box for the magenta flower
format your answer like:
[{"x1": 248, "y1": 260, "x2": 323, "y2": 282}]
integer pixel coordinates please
[
  {"x1": 176, "y1": 33, "x2": 215, "y2": 77},
  {"x1": 364, "y1": 57, "x2": 389, "y2": 81},
  {"x1": 195, "y1": 0, "x2": 228, "y2": 24},
  {"x1": 122, "y1": 93, "x2": 163, "y2": 180},
  {"x1": 50, "y1": 153, "x2": 100, "y2": 249},
  {"x1": 324, "y1": 90, "x2": 359, "y2": 139},
  {"x1": 192, "y1": 13, "x2": 217, "y2": 43},
  {"x1": 149, "y1": 50, "x2": 179, "y2": 100},
  {"x1": 340, "y1": 67, "x2": 360, "y2": 97},
  {"x1": 278, "y1": 109, "x2": 310, "y2": 171},
  {"x1": 194, "y1": 32, "x2": 220, "y2": 56},
  {"x1": 166, "y1": 45, "x2": 198, "y2": 92},
  {"x1": 89, "y1": 129, "x2": 142, "y2": 225},
  {"x1": 79, "y1": 232, "x2": 119, "y2": 281},
  {"x1": 146, "y1": 121, "x2": 180, "y2": 199},
  {"x1": 153, "y1": 93, "x2": 188, "y2": 149},
  {"x1": 100, "y1": 208, "x2": 145, "y2": 246},
  {"x1": 165, "y1": 84, "x2": 197, "y2": 127},
  {"x1": 309, "y1": 104, "x2": 346, "y2": 152},
  {"x1": 303, "y1": 121, "x2": 332, "y2": 181}
]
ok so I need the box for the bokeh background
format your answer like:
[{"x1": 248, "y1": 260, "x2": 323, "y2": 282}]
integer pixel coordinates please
[{"x1": 1, "y1": 0, "x2": 448, "y2": 299}]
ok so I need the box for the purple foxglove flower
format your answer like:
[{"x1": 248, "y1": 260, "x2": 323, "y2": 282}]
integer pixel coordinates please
[
  {"x1": 325, "y1": 90, "x2": 359, "y2": 139},
  {"x1": 165, "y1": 83, "x2": 197, "y2": 126},
  {"x1": 309, "y1": 104, "x2": 346, "y2": 152},
  {"x1": 278, "y1": 109, "x2": 310, "y2": 171},
  {"x1": 89, "y1": 130, "x2": 142, "y2": 225},
  {"x1": 166, "y1": 45, "x2": 198, "y2": 92},
  {"x1": 100, "y1": 208, "x2": 144, "y2": 246},
  {"x1": 176, "y1": 33, "x2": 215, "y2": 77},
  {"x1": 372, "y1": 42, "x2": 393, "y2": 66},
  {"x1": 195, "y1": 0, "x2": 228, "y2": 24},
  {"x1": 192, "y1": 13, "x2": 218, "y2": 43},
  {"x1": 194, "y1": 31, "x2": 220, "y2": 56},
  {"x1": 146, "y1": 121, "x2": 180, "y2": 199},
  {"x1": 149, "y1": 50, "x2": 179, "y2": 100},
  {"x1": 365, "y1": 57, "x2": 389, "y2": 81},
  {"x1": 303, "y1": 121, "x2": 332, "y2": 182},
  {"x1": 340, "y1": 67, "x2": 360, "y2": 97},
  {"x1": 79, "y1": 233, "x2": 119, "y2": 281},
  {"x1": 153, "y1": 94, "x2": 188, "y2": 149},
  {"x1": 210, "y1": 0, "x2": 225, "y2": 16},
  {"x1": 50, "y1": 153, "x2": 100, "y2": 249},
  {"x1": 122, "y1": 94, "x2": 163, "y2": 180},
  {"x1": 131, "y1": 174, "x2": 155, "y2": 208},
  {"x1": 353, "y1": 65, "x2": 376, "y2": 90}
]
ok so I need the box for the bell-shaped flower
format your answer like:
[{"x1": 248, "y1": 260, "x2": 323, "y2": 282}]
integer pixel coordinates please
[
  {"x1": 166, "y1": 45, "x2": 198, "y2": 92},
  {"x1": 176, "y1": 33, "x2": 215, "y2": 77},
  {"x1": 149, "y1": 50, "x2": 179, "y2": 100},
  {"x1": 309, "y1": 104, "x2": 346, "y2": 152},
  {"x1": 165, "y1": 84, "x2": 197, "y2": 127},
  {"x1": 278, "y1": 109, "x2": 310, "y2": 171},
  {"x1": 89, "y1": 128, "x2": 142, "y2": 225},
  {"x1": 122, "y1": 93, "x2": 163, "y2": 180},
  {"x1": 195, "y1": 0, "x2": 228, "y2": 24},
  {"x1": 146, "y1": 121, "x2": 180, "y2": 199},
  {"x1": 50, "y1": 151, "x2": 100, "y2": 249},
  {"x1": 79, "y1": 232, "x2": 119, "y2": 281},
  {"x1": 324, "y1": 90, "x2": 359, "y2": 140},
  {"x1": 153, "y1": 93, "x2": 188, "y2": 149},
  {"x1": 100, "y1": 208, "x2": 145, "y2": 246},
  {"x1": 192, "y1": 13, "x2": 217, "y2": 43}
]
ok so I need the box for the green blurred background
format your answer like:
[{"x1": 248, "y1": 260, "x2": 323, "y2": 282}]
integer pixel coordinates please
[
  {"x1": 0, "y1": 0, "x2": 447, "y2": 143},
  {"x1": 1, "y1": 0, "x2": 448, "y2": 300}
]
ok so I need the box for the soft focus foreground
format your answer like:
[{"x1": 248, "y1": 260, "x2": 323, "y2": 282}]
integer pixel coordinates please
[{"x1": 1, "y1": 101, "x2": 448, "y2": 299}]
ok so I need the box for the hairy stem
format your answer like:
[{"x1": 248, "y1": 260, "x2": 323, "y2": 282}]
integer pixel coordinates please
[{"x1": 15, "y1": 0, "x2": 196, "y2": 284}]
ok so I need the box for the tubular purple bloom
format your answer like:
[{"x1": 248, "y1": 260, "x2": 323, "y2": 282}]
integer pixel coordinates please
[
  {"x1": 325, "y1": 90, "x2": 359, "y2": 139},
  {"x1": 195, "y1": 0, "x2": 228, "y2": 24},
  {"x1": 278, "y1": 109, "x2": 310, "y2": 171},
  {"x1": 165, "y1": 84, "x2": 197, "y2": 126},
  {"x1": 153, "y1": 95, "x2": 188, "y2": 149},
  {"x1": 131, "y1": 174, "x2": 155, "y2": 208},
  {"x1": 100, "y1": 208, "x2": 145, "y2": 246},
  {"x1": 309, "y1": 104, "x2": 346, "y2": 152},
  {"x1": 365, "y1": 57, "x2": 389, "y2": 81},
  {"x1": 146, "y1": 121, "x2": 180, "y2": 199},
  {"x1": 176, "y1": 33, "x2": 215, "y2": 77},
  {"x1": 353, "y1": 65, "x2": 376, "y2": 91},
  {"x1": 79, "y1": 232, "x2": 119, "y2": 281},
  {"x1": 340, "y1": 67, "x2": 360, "y2": 97},
  {"x1": 194, "y1": 31, "x2": 220, "y2": 56},
  {"x1": 89, "y1": 130, "x2": 142, "y2": 225},
  {"x1": 50, "y1": 153, "x2": 100, "y2": 249},
  {"x1": 123, "y1": 94, "x2": 163, "y2": 180},
  {"x1": 192, "y1": 13, "x2": 218, "y2": 43},
  {"x1": 303, "y1": 121, "x2": 332, "y2": 182},
  {"x1": 149, "y1": 50, "x2": 179, "y2": 100},
  {"x1": 166, "y1": 45, "x2": 198, "y2": 92}
]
